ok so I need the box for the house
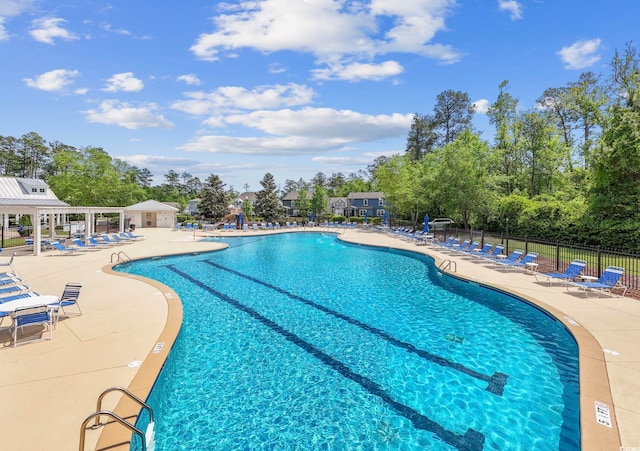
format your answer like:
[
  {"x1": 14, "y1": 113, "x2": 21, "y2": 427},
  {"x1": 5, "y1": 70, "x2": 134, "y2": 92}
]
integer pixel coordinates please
[
  {"x1": 186, "y1": 199, "x2": 200, "y2": 216},
  {"x1": 329, "y1": 197, "x2": 348, "y2": 216},
  {"x1": 282, "y1": 190, "x2": 314, "y2": 216},
  {"x1": 124, "y1": 200, "x2": 179, "y2": 228},
  {"x1": 234, "y1": 192, "x2": 257, "y2": 209},
  {"x1": 346, "y1": 192, "x2": 386, "y2": 218}
]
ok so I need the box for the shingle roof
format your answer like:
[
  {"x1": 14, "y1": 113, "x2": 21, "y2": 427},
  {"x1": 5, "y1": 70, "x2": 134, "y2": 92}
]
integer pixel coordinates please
[{"x1": 125, "y1": 199, "x2": 179, "y2": 211}]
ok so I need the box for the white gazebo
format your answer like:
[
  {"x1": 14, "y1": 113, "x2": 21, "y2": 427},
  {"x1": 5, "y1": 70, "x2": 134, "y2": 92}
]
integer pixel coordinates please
[{"x1": 0, "y1": 177, "x2": 125, "y2": 255}]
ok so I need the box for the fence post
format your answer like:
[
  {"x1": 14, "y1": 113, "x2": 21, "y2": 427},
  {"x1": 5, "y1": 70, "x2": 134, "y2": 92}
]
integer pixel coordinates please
[
  {"x1": 556, "y1": 242, "x2": 561, "y2": 271},
  {"x1": 596, "y1": 246, "x2": 602, "y2": 276}
]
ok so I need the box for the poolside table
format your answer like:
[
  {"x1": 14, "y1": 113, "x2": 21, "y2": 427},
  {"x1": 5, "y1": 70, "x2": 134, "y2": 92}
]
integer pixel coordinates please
[{"x1": 0, "y1": 295, "x2": 59, "y2": 314}]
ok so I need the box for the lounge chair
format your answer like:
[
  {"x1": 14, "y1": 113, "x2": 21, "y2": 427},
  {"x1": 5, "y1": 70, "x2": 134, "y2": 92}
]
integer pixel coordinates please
[
  {"x1": 495, "y1": 252, "x2": 538, "y2": 271},
  {"x1": 488, "y1": 249, "x2": 524, "y2": 266},
  {"x1": 10, "y1": 304, "x2": 54, "y2": 346},
  {"x1": 475, "y1": 244, "x2": 504, "y2": 260},
  {"x1": 457, "y1": 241, "x2": 480, "y2": 254},
  {"x1": 122, "y1": 231, "x2": 146, "y2": 241},
  {"x1": 0, "y1": 275, "x2": 23, "y2": 286},
  {"x1": 72, "y1": 238, "x2": 100, "y2": 251},
  {"x1": 567, "y1": 266, "x2": 627, "y2": 297},
  {"x1": 535, "y1": 259, "x2": 587, "y2": 285},
  {"x1": 444, "y1": 240, "x2": 470, "y2": 253},
  {"x1": 252, "y1": 224, "x2": 259, "y2": 231},
  {"x1": 0, "y1": 252, "x2": 16, "y2": 272},
  {"x1": 242, "y1": 224, "x2": 249, "y2": 231},
  {"x1": 222, "y1": 223, "x2": 230, "y2": 231},
  {"x1": 51, "y1": 241, "x2": 82, "y2": 255},
  {"x1": 467, "y1": 243, "x2": 493, "y2": 258},
  {"x1": 0, "y1": 284, "x2": 30, "y2": 297},
  {"x1": 88, "y1": 236, "x2": 113, "y2": 248},
  {"x1": 100, "y1": 234, "x2": 125, "y2": 245}
]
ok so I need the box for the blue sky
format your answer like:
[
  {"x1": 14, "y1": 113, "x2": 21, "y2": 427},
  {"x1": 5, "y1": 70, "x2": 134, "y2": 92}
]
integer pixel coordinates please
[{"x1": 0, "y1": 0, "x2": 637, "y2": 191}]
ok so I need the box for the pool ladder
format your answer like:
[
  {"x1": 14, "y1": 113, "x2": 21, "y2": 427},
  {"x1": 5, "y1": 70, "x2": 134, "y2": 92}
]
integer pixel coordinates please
[
  {"x1": 110, "y1": 251, "x2": 131, "y2": 263},
  {"x1": 438, "y1": 259, "x2": 457, "y2": 272},
  {"x1": 79, "y1": 386, "x2": 155, "y2": 451}
]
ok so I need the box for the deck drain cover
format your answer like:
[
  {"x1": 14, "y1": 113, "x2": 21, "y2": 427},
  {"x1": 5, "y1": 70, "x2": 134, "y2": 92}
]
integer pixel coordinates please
[{"x1": 128, "y1": 360, "x2": 143, "y2": 368}]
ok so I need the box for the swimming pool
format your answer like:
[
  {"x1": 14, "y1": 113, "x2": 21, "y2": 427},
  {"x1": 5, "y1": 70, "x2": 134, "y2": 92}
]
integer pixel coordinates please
[{"x1": 116, "y1": 233, "x2": 580, "y2": 450}]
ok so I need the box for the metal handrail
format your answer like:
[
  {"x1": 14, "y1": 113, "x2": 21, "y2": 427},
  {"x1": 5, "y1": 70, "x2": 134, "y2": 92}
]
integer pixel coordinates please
[
  {"x1": 94, "y1": 386, "x2": 154, "y2": 426},
  {"x1": 79, "y1": 411, "x2": 146, "y2": 451},
  {"x1": 438, "y1": 259, "x2": 457, "y2": 272},
  {"x1": 110, "y1": 251, "x2": 131, "y2": 263},
  {"x1": 79, "y1": 386, "x2": 154, "y2": 451}
]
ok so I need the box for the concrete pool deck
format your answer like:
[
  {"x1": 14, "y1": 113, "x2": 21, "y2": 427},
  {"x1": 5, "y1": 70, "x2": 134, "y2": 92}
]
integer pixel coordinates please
[{"x1": 0, "y1": 227, "x2": 637, "y2": 450}]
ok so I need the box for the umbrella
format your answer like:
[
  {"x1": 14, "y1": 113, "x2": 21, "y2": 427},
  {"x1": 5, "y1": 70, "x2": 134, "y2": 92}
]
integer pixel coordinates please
[
  {"x1": 238, "y1": 211, "x2": 243, "y2": 226},
  {"x1": 423, "y1": 213, "x2": 430, "y2": 233},
  {"x1": 383, "y1": 210, "x2": 388, "y2": 226}
]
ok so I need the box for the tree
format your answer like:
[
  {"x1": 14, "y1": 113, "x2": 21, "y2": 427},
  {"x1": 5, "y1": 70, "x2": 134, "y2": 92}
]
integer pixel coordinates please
[
  {"x1": 254, "y1": 173, "x2": 283, "y2": 221},
  {"x1": 198, "y1": 174, "x2": 228, "y2": 220},
  {"x1": 487, "y1": 80, "x2": 523, "y2": 195},
  {"x1": 433, "y1": 90, "x2": 476, "y2": 146},
  {"x1": 327, "y1": 172, "x2": 346, "y2": 196},
  {"x1": 242, "y1": 197, "x2": 254, "y2": 220},
  {"x1": 405, "y1": 113, "x2": 438, "y2": 160},
  {"x1": 295, "y1": 188, "x2": 310, "y2": 217},
  {"x1": 310, "y1": 185, "x2": 327, "y2": 219},
  {"x1": 19, "y1": 132, "x2": 49, "y2": 178},
  {"x1": 311, "y1": 172, "x2": 327, "y2": 188}
]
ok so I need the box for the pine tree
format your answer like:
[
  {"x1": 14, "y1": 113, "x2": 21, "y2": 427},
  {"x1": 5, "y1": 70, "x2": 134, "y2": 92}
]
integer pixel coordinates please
[
  {"x1": 199, "y1": 174, "x2": 228, "y2": 220},
  {"x1": 254, "y1": 173, "x2": 283, "y2": 221}
]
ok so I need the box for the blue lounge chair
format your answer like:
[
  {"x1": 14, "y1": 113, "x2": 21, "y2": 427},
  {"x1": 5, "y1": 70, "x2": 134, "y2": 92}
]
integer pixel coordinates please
[
  {"x1": 475, "y1": 244, "x2": 504, "y2": 261},
  {"x1": 0, "y1": 275, "x2": 22, "y2": 286},
  {"x1": 122, "y1": 231, "x2": 146, "y2": 241},
  {"x1": 467, "y1": 243, "x2": 493, "y2": 258},
  {"x1": 252, "y1": 224, "x2": 259, "y2": 231},
  {"x1": 495, "y1": 252, "x2": 538, "y2": 271},
  {"x1": 457, "y1": 241, "x2": 480, "y2": 254},
  {"x1": 51, "y1": 242, "x2": 82, "y2": 255},
  {"x1": 535, "y1": 259, "x2": 587, "y2": 285},
  {"x1": 88, "y1": 236, "x2": 113, "y2": 248},
  {"x1": 567, "y1": 266, "x2": 627, "y2": 297},
  {"x1": 72, "y1": 238, "x2": 100, "y2": 251},
  {"x1": 488, "y1": 249, "x2": 524, "y2": 266}
]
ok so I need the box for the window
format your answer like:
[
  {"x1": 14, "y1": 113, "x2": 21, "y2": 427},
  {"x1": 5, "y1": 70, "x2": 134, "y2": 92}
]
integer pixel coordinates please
[
  {"x1": 378, "y1": 198, "x2": 384, "y2": 206},
  {"x1": 359, "y1": 209, "x2": 366, "y2": 216},
  {"x1": 376, "y1": 209, "x2": 385, "y2": 216},
  {"x1": 31, "y1": 188, "x2": 38, "y2": 193},
  {"x1": 363, "y1": 199, "x2": 368, "y2": 206}
]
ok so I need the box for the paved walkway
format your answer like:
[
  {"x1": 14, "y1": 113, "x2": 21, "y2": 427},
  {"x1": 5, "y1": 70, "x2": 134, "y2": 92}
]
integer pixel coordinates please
[{"x1": 0, "y1": 227, "x2": 637, "y2": 450}]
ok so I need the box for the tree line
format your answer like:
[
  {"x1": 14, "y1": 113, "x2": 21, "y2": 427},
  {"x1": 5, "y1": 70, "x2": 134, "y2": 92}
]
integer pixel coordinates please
[{"x1": 375, "y1": 44, "x2": 640, "y2": 251}]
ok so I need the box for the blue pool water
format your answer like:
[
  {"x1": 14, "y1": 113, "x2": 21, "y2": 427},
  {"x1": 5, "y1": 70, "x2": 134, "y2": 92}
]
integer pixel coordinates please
[{"x1": 116, "y1": 233, "x2": 580, "y2": 450}]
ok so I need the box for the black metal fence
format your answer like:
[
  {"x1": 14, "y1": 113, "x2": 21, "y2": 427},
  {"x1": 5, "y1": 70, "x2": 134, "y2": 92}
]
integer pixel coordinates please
[{"x1": 436, "y1": 227, "x2": 640, "y2": 296}]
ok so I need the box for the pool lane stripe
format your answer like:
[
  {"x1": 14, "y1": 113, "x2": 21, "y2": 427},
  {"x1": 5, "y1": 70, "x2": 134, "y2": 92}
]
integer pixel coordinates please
[
  {"x1": 203, "y1": 260, "x2": 508, "y2": 396},
  {"x1": 165, "y1": 265, "x2": 485, "y2": 451}
]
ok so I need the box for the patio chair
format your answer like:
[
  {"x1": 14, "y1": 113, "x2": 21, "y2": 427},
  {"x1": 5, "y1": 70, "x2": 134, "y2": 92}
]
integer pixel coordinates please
[
  {"x1": 535, "y1": 259, "x2": 587, "y2": 285},
  {"x1": 567, "y1": 266, "x2": 627, "y2": 297},
  {"x1": 88, "y1": 236, "x2": 113, "y2": 248},
  {"x1": 0, "y1": 275, "x2": 23, "y2": 286},
  {"x1": 10, "y1": 305, "x2": 54, "y2": 346},
  {"x1": 100, "y1": 234, "x2": 125, "y2": 245},
  {"x1": 53, "y1": 282, "x2": 82, "y2": 325}
]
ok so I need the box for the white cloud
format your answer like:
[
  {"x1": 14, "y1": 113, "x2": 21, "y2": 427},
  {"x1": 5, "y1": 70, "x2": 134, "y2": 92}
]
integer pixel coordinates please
[
  {"x1": 0, "y1": 17, "x2": 8, "y2": 41},
  {"x1": 103, "y1": 72, "x2": 144, "y2": 92},
  {"x1": 557, "y1": 38, "x2": 602, "y2": 69},
  {"x1": 190, "y1": 0, "x2": 460, "y2": 71},
  {"x1": 171, "y1": 83, "x2": 315, "y2": 115},
  {"x1": 101, "y1": 23, "x2": 131, "y2": 36},
  {"x1": 0, "y1": 0, "x2": 39, "y2": 16},
  {"x1": 225, "y1": 107, "x2": 412, "y2": 141},
  {"x1": 83, "y1": 100, "x2": 174, "y2": 129},
  {"x1": 177, "y1": 74, "x2": 201, "y2": 86},
  {"x1": 498, "y1": 0, "x2": 523, "y2": 20},
  {"x1": 312, "y1": 155, "x2": 375, "y2": 165},
  {"x1": 472, "y1": 99, "x2": 490, "y2": 114},
  {"x1": 23, "y1": 69, "x2": 79, "y2": 91},
  {"x1": 312, "y1": 60, "x2": 404, "y2": 81},
  {"x1": 178, "y1": 107, "x2": 412, "y2": 156},
  {"x1": 30, "y1": 17, "x2": 78, "y2": 44}
]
